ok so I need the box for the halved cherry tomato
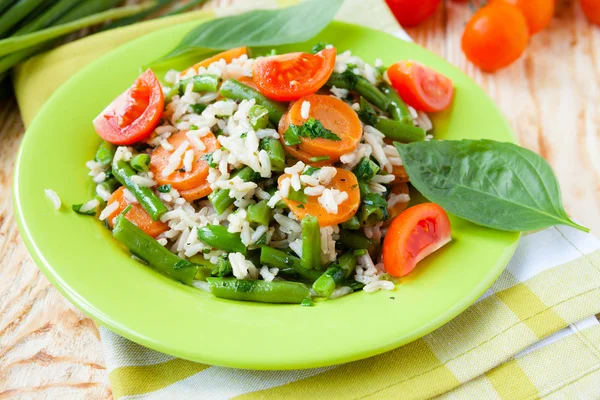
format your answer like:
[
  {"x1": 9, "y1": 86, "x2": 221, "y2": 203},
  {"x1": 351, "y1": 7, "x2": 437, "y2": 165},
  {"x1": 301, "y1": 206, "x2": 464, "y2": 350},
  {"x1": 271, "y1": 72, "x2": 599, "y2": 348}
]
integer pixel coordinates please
[
  {"x1": 252, "y1": 48, "x2": 336, "y2": 101},
  {"x1": 105, "y1": 187, "x2": 168, "y2": 238},
  {"x1": 150, "y1": 131, "x2": 219, "y2": 191},
  {"x1": 581, "y1": 0, "x2": 600, "y2": 26},
  {"x1": 383, "y1": 203, "x2": 451, "y2": 277},
  {"x1": 461, "y1": 2, "x2": 529, "y2": 72},
  {"x1": 490, "y1": 0, "x2": 554, "y2": 34},
  {"x1": 278, "y1": 94, "x2": 362, "y2": 164},
  {"x1": 93, "y1": 69, "x2": 164, "y2": 145},
  {"x1": 387, "y1": 61, "x2": 454, "y2": 112},
  {"x1": 387, "y1": 182, "x2": 410, "y2": 222},
  {"x1": 179, "y1": 47, "x2": 248, "y2": 77},
  {"x1": 179, "y1": 180, "x2": 213, "y2": 202},
  {"x1": 384, "y1": 0, "x2": 441, "y2": 27},
  {"x1": 279, "y1": 168, "x2": 360, "y2": 227}
]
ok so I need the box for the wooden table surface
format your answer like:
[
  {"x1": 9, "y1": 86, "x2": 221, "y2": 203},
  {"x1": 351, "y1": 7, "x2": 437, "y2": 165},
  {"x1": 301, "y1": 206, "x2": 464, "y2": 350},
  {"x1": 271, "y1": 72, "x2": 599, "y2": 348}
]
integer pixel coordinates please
[{"x1": 1, "y1": 1, "x2": 598, "y2": 398}]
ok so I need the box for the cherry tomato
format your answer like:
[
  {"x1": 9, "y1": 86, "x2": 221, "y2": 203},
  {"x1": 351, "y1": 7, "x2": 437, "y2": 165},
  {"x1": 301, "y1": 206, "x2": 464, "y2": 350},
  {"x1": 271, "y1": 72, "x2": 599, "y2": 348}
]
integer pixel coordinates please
[
  {"x1": 93, "y1": 69, "x2": 164, "y2": 145},
  {"x1": 384, "y1": 0, "x2": 441, "y2": 27},
  {"x1": 491, "y1": 0, "x2": 554, "y2": 34},
  {"x1": 461, "y1": 2, "x2": 529, "y2": 72},
  {"x1": 382, "y1": 203, "x2": 451, "y2": 277},
  {"x1": 387, "y1": 60, "x2": 454, "y2": 112},
  {"x1": 252, "y1": 48, "x2": 336, "y2": 101},
  {"x1": 581, "y1": 0, "x2": 600, "y2": 26}
]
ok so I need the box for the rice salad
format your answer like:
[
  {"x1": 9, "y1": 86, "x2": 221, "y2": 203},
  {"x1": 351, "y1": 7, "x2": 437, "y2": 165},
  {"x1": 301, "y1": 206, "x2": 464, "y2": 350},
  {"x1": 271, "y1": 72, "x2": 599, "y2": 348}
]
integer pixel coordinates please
[{"x1": 69, "y1": 44, "x2": 455, "y2": 305}]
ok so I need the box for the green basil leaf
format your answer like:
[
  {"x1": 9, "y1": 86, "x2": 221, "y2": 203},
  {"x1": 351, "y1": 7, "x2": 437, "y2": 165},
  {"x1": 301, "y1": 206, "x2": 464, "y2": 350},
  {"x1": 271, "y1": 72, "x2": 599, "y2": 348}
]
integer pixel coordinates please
[
  {"x1": 395, "y1": 139, "x2": 588, "y2": 232},
  {"x1": 159, "y1": 0, "x2": 344, "y2": 63}
]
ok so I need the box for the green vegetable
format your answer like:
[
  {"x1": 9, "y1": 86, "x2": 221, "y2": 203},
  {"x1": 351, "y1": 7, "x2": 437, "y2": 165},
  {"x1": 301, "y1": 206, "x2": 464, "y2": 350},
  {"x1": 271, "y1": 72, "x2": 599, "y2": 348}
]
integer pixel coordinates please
[
  {"x1": 13, "y1": 0, "x2": 80, "y2": 36},
  {"x1": 301, "y1": 215, "x2": 321, "y2": 270},
  {"x1": 301, "y1": 298, "x2": 314, "y2": 307},
  {"x1": 353, "y1": 157, "x2": 380, "y2": 182},
  {"x1": 220, "y1": 79, "x2": 286, "y2": 125},
  {"x1": 72, "y1": 202, "x2": 97, "y2": 216},
  {"x1": 286, "y1": 117, "x2": 341, "y2": 141},
  {"x1": 327, "y1": 72, "x2": 390, "y2": 111},
  {"x1": 341, "y1": 215, "x2": 361, "y2": 230},
  {"x1": 177, "y1": 74, "x2": 219, "y2": 94},
  {"x1": 162, "y1": 0, "x2": 208, "y2": 17},
  {"x1": 359, "y1": 193, "x2": 389, "y2": 226},
  {"x1": 113, "y1": 215, "x2": 198, "y2": 285},
  {"x1": 303, "y1": 166, "x2": 320, "y2": 176},
  {"x1": 261, "y1": 138, "x2": 285, "y2": 171},
  {"x1": 309, "y1": 156, "x2": 330, "y2": 163},
  {"x1": 211, "y1": 256, "x2": 233, "y2": 277},
  {"x1": 376, "y1": 118, "x2": 425, "y2": 143},
  {"x1": 201, "y1": 153, "x2": 217, "y2": 168},
  {"x1": 248, "y1": 105, "x2": 269, "y2": 130},
  {"x1": 246, "y1": 200, "x2": 271, "y2": 226},
  {"x1": 357, "y1": 97, "x2": 378, "y2": 126},
  {"x1": 311, "y1": 42, "x2": 329, "y2": 53},
  {"x1": 99, "y1": 177, "x2": 120, "y2": 193},
  {"x1": 156, "y1": 0, "x2": 344, "y2": 64},
  {"x1": 312, "y1": 251, "x2": 359, "y2": 297},
  {"x1": 95, "y1": 141, "x2": 116, "y2": 166},
  {"x1": 288, "y1": 187, "x2": 308, "y2": 204},
  {"x1": 157, "y1": 184, "x2": 171, "y2": 193},
  {"x1": 283, "y1": 127, "x2": 301, "y2": 146},
  {"x1": 0, "y1": 2, "x2": 157, "y2": 56},
  {"x1": 112, "y1": 160, "x2": 168, "y2": 221},
  {"x1": 0, "y1": 0, "x2": 44, "y2": 39},
  {"x1": 191, "y1": 103, "x2": 207, "y2": 114},
  {"x1": 206, "y1": 278, "x2": 310, "y2": 304},
  {"x1": 380, "y1": 82, "x2": 413, "y2": 125},
  {"x1": 208, "y1": 166, "x2": 259, "y2": 214},
  {"x1": 130, "y1": 153, "x2": 150, "y2": 172},
  {"x1": 339, "y1": 230, "x2": 373, "y2": 250},
  {"x1": 197, "y1": 225, "x2": 246, "y2": 255},
  {"x1": 395, "y1": 139, "x2": 588, "y2": 232},
  {"x1": 260, "y1": 246, "x2": 321, "y2": 282},
  {"x1": 100, "y1": 0, "x2": 177, "y2": 31}
]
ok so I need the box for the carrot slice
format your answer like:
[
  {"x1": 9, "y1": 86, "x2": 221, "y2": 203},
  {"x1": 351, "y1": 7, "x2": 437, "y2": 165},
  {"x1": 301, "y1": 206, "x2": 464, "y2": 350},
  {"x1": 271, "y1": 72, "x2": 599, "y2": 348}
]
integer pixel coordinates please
[
  {"x1": 150, "y1": 131, "x2": 219, "y2": 191},
  {"x1": 179, "y1": 180, "x2": 213, "y2": 202},
  {"x1": 279, "y1": 168, "x2": 360, "y2": 227},
  {"x1": 179, "y1": 47, "x2": 248, "y2": 77},
  {"x1": 278, "y1": 94, "x2": 361, "y2": 163},
  {"x1": 106, "y1": 187, "x2": 168, "y2": 238}
]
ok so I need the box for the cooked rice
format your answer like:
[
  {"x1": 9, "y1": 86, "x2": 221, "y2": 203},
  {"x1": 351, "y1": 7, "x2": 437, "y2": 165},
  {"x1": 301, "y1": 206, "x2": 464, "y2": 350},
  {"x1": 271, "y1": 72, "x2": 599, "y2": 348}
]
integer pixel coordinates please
[{"x1": 44, "y1": 189, "x2": 61, "y2": 210}]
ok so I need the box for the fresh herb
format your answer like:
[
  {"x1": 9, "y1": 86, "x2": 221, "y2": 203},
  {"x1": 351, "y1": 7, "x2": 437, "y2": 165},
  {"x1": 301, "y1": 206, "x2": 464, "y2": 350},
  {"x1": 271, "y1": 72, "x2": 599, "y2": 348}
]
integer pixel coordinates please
[
  {"x1": 357, "y1": 97, "x2": 379, "y2": 126},
  {"x1": 346, "y1": 63, "x2": 358, "y2": 71},
  {"x1": 283, "y1": 127, "x2": 302, "y2": 146},
  {"x1": 201, "y1": 153, "x2": 217, "y2": 168},
  {"x1": 240, "y1": 133, "x2": 247, "y2": 138},
  {"x1": 302, "y1": 166, "x2": 321, "y2": 176},
  {"x1": 287, "y1": 118, "x2": 341, "y2": 142},
  {"x1": 327, "y1": 69, "x2": 359, "y2": 89},
  {"x1": 191, "y1": 103, "x2": 207, "y2": 114},
  {"x1": 211, "y1": 256, "x2": 233, "y2": 277},
  {"x1": 154, "y1": 0, "x2": 344, "y2": 64},
  {"x1": 72, "y1": 203, "x2": 97, "y2": 216},
  {"x1": 309, "y1": 156, "x2": 330, "y2": 162},
  {"x1": 189, "y1": 124, "x2": 199, "y2": 130},
  {"x1": 157, "y1": 184, "x2": 172, "y2": 193},
  {"x1": 359, "y1": 193, "x2": 389, "y2": 226},
  {"x1": 353, "y1": 157, "x2": 380, "y2": 182},
  {"x1": 296, "y1": 204, "x2": 305, "y2": 209},
  {"x1": 311, "y1": 42, "x2": 329, "y2": 53},
  {"x1": 395, "y1": 139, "x2": 588, "y2": 232}
]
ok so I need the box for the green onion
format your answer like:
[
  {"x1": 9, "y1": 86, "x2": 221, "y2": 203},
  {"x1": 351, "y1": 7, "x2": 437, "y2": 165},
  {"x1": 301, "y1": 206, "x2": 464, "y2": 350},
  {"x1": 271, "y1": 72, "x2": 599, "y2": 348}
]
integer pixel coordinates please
[
  {"x1": 130, "y1": 153, "x2": 150, "y2": 172},
  {"x1": 309, "y1": 156, "x2": 330, "y2": 163},
  {"x1": 0, "y1": 0, "x2": 44, "y2": 39}
]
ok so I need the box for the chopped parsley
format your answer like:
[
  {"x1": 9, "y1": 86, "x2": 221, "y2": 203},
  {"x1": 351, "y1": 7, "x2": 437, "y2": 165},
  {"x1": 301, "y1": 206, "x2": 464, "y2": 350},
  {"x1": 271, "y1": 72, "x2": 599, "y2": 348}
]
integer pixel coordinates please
[
  {"x1": 311, "y1": 42, "x2": 329, "y2": 54},
  {"x1": 189, "y1": 124, "x2": 199, "y2": 130},
  {"x1": 157, "y1": 184, "x2": 172, "y2": 193},
  {"x1": 302, "y1": 166, "x2": 321, "y2": 176},
  {"x1": 240, "y1": 133, "x2": 247, "y2": 138},
  {"x1": 309, "y1": 156, "x2": 330, "y2": 163},
  {"x1": 201, "y1": 153, "x2": 218, "y2": 168},
  {"x1": 285, "y1": 118, "x2": 341, "y2": 142}
]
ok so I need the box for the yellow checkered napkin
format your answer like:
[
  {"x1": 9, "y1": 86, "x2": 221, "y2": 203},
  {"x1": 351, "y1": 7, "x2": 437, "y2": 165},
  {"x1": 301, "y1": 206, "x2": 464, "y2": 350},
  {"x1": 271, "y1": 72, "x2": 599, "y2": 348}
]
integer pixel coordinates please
[{"x1": 13, "y1": 1, "x2": 600, "y2": 399}]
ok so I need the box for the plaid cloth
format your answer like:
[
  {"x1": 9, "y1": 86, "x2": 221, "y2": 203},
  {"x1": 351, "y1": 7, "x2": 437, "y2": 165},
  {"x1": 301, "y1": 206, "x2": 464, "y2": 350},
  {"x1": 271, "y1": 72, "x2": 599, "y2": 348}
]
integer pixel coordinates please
[{"x1": 14, "y1": 1, "x2": 600, "y2": 398}]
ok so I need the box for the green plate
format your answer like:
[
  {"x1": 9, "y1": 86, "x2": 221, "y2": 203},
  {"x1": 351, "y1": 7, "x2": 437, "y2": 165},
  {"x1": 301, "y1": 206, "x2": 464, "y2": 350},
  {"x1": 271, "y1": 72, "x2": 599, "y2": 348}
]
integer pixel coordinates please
[{"x1": 14, "y1": 21, "x2": 520, "y2": 369}]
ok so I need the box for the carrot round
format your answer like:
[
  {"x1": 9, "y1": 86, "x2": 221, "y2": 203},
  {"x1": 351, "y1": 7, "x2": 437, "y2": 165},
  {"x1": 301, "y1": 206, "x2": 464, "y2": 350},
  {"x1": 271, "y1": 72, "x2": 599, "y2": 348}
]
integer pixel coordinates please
[
  {"x1": 150, "y1": 131, "x2": 219, "y2": 191},
  {"x1": 279, "y1": 168, "x2": 360, "y2": 227},
  {"x1": 278, "y1": 94, "x2": 362, "y2": 164},
  {"x1": 106, "y1": 187, "x2": 168, "y2": 238},
  {"x1": 179, "y1": 47, "x2": 248, "y2": 77},
  {"x1": 179, "y1": 180, "x2": 213, "y2": 202}
]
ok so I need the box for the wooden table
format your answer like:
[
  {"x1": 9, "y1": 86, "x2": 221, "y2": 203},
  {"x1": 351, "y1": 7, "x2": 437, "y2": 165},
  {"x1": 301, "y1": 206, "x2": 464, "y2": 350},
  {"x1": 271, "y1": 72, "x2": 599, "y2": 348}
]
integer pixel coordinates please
[{"x1": 1, "y1": 1, "x2": 598, "y2": 398}]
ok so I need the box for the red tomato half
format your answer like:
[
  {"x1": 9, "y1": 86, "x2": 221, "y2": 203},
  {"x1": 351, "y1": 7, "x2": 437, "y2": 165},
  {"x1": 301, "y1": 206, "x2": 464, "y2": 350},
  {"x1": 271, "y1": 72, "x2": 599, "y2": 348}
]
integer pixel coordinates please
[
  {"x1": 387, "y1": 60, "x2": 454, "y2": 113},
  {"x1": 252, "y1": 48, "x2": 336, "y2": 101},
  {"x1": 382, "y1": 203, "x2": 451, "y2": 277},
  {"x1": 385, "y1": 0, "x2": 441, "y2": 27},
  {"x1": 93, "y1": 69, "x2": 164, "y2": 145}
]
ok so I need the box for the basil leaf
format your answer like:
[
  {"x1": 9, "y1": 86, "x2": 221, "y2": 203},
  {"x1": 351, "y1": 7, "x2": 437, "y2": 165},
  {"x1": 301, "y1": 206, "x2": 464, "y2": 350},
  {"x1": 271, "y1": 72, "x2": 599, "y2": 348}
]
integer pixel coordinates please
[
  {"x1": 395, "y1": 139, "x2": 588, "y2": 232},
  {"x1": 159, "y1": 0, "x2": 344, "y2": 63}
]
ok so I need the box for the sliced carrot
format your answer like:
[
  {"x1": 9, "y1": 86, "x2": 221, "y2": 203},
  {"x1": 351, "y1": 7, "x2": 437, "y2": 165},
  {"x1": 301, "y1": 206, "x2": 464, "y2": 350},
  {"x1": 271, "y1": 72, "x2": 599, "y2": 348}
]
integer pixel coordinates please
[
  {"x1": 278, "y1": 94, "x2": 362, "y2": 164},
  {"x1": 279, "y1": 168, "x2": 360, "y2": 227},
  {"x1": 179, "y1": 180, "x2": 213, "y2": 202},
  {"x1": 387, "y1": 182, "x2": 410, "y2": 222},
  {"x1": 179, "y1": 47, "x2": 248, "y2": 77},
  {"x1": 150, "y1": 131, "x2": 219, "y2": 191},
  {"x1": 106, "y1": 187, "x2": 168, "y2": 238}
]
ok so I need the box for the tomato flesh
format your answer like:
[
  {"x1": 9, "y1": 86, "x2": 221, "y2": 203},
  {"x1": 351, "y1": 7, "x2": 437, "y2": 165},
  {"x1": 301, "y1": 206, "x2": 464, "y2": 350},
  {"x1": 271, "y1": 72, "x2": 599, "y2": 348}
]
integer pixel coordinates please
[
  {"x1": 252, "y1": 48, "x2": 336, "y2": 101},
  {"x1": 93, "y1": 69, "x2": 164, "y2": 145},
  {"x1": 382, "y1": 203, "x2": 451, "y2": 277},
  {"x1": 387, "y1": 60, "x2": 454, "y2": 113}
]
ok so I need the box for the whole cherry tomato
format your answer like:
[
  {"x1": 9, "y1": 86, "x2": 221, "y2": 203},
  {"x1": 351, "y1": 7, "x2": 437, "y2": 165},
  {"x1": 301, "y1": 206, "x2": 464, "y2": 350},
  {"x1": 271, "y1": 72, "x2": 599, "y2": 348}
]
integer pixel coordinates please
[
  {"x1": 491, "y1": 0, "x2": 554, "y2": 34},
  {"x1": 384, "y1": 0, "x2": 442, "y2": 27}
]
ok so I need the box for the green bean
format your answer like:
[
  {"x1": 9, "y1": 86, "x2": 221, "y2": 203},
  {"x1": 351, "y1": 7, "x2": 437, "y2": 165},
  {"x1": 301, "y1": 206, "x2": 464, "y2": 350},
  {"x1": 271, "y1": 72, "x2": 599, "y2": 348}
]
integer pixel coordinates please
[
  {"x1": 248, "y1": 104, "x2": 269, "y2": 130},
  {"x1": 220, "y1": 79, "x2": 286, "y2": 125},
  {"x1": 353, "y1": 157, "x2": 379, "y2": 182},
  {"x1": 188, "y1": 254, "x2": 216, "y2": 281},
  {"x1": 99, "y1": 177, "x2": 120, "y2": 193},
  {"x1": 95, "y1": 141, "x2": 116, "y2": 166},
  {"x1": 341, "y1": 215, "x2": 361, "y2": 231},
  {"x1": 113, "y1": 215, "x2": 198, "y2": 285},
  {"x1": 312, "y1": 251, "x2": 359, "y2": 297},
  {"x1": 0, "y1": 0, "x2": 44, "y2": 39},
  {"x1": 130, "y1": 153, "x2": 150, "y2": 172},
  {"x1": 208, "y1": 166, "x2": 258, "y2": 214},
  {"x1": 261, "y1": 138, "x2": 285, "y2": 171},
  {"x1": 301, "y1": 215, "x2": 321, "y2": 270},
  {"x1": 375, "y1": 118, "x2": 425, "y2": 143},
  {"x1": 288, "y1": 188, "x2": 307, "y2": 204},
  {"x1": 326, "y1": 73, "x2": 390, "y2": 111},
  {"x1": 357, "y1": 97, "x2": 378, "y2": 126},
  {"x1": 13, "y1": 0, "x2": 79, "y2": 35},
  {"x1": 206, "y1": 278, "x2": 310, "y2": 304},
  {"x1": 260, "y1": 246, "x2": 321, "y2": 282},
  {"x1": 380, "y1": 82, "x2": 413, "y2": 125},
  {"x1": 359, "y1": 193, "x2": 389, "y2": 226},
  {"x1": 246, "y1": 200, "x2": 271, "y2": 226},
  {"x1": 197, "y1": 225, "x2": 246, "y2": 255},
  {"x1": 178, "y1": 74, "x2": 219, "y2": 95},
  {"x1": 112, "y1": 160, "x2": 168, "y2": 221},
  {"x1": 339, "y1": 229, "x2": 373, "y2": 250}
]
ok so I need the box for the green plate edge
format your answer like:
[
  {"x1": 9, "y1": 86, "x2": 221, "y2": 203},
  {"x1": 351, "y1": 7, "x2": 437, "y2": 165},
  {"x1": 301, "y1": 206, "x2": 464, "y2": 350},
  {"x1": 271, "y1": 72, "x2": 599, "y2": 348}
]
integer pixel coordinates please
[{"x1": 13, "y1": 20, "x2": 520, "y2": 370}]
